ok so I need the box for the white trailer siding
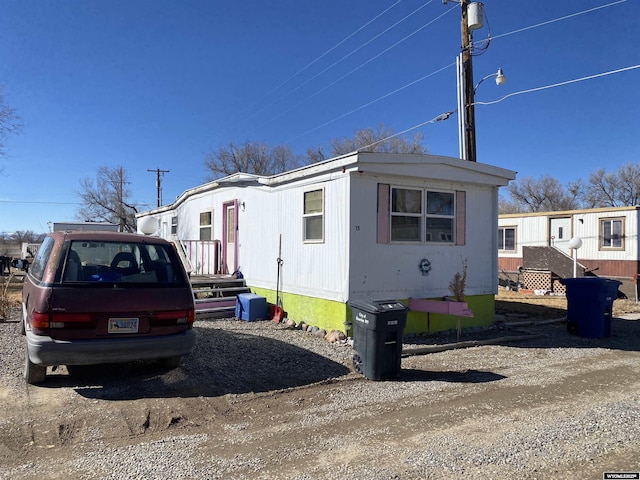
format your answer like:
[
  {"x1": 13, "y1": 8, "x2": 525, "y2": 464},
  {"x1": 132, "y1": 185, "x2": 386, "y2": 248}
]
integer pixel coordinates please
[
  {"x1": 138, "y1": 152, "x2": 516, "y2": 333},
  {"x1": 573, "y1": 209, "x2": 639, "y2": 262},
  {"x1": 236, "y1": 174, "x2": 351, "y2": 302},
  {"x1": 349, "y1": 174, "x2": 501, "y2": 300},
  {"x1": 498, "y1": 207, "x2": 640, "y2": 278}
]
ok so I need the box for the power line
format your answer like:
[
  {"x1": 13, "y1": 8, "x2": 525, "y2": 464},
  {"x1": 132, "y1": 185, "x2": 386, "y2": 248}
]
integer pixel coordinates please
[
  {"x1": 0, "y1": 199, "x2": 80, "y2": 205},
  {"x1": 320, "y1": 63, "x2": 639, "y2": 154},
  {"x1": 283, "y1": 1, "x2": 630, "y2": 146},
  {"x1": 262, "y1": 6, "x2": 456, "y2": 133},
  {"x1": 285, "y1": 62, "x2": 455, "y2": 143},
  {"x1": 473, "y1": 64, "x2": 640, "y2": 107},
  {"x1": 358, "y1": 110, "x2": 456, "y2": 153},
  {"x1": 485, "y1": 0, "x2": 627, "y2": 43},
  {"x1": 229, "y1": 0, "x2": 405, "y2": 126},
  {"x1": 240, "y1": 1, "x2": 437, "y2": 131}
]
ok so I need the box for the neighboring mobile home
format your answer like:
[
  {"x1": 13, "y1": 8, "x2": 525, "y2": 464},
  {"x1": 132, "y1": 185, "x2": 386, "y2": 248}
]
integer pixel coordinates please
[
  {"x1": 498, "y1": 206, "x2": 640, "y2": 294},
  {"x1": 137, "y1": 152, "x2": 516, "y2": 334}
]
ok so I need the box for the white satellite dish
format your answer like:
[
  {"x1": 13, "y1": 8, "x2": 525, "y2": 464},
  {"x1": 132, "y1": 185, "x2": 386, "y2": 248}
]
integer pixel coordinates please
[{"x1": 138, "y1": 216, "x2": 158, "y2": 236}]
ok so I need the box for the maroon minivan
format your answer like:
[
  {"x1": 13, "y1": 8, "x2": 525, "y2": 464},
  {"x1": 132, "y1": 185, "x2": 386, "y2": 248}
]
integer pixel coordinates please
[{"x1": 21, "y1": 231, "x2": 196, "y2": 384}]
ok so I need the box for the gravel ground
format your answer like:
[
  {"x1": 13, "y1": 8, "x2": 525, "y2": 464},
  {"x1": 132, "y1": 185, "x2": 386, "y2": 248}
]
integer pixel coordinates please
[{"x1": 1, "y1": 303, "x2": 640, "y2": 479}]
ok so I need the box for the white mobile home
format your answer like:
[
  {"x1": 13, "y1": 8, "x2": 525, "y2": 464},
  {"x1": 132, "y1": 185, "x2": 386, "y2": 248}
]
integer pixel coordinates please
[
  {"x1": 498, "y1": 207, "x2": 640, "y2": 293},
  {"x1": 138, "y1": 152, "x2": 515, "y2": 333}
]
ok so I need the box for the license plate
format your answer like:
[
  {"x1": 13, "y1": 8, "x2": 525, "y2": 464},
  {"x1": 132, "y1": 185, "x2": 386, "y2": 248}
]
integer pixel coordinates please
[{"x1": 108, "y1": 318, "x2": 139, "y2": 333}]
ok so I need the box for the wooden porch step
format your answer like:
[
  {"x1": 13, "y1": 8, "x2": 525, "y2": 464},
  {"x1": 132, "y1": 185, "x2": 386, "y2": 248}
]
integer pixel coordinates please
[{"x1": 190, "y1": 274, "x2": 251, "y2": 319}]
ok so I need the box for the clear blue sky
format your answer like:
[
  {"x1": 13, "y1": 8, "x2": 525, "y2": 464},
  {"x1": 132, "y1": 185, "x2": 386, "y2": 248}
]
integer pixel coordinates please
[{"x1": 1, "y1": 0, "x2": 638, "y2": 233}]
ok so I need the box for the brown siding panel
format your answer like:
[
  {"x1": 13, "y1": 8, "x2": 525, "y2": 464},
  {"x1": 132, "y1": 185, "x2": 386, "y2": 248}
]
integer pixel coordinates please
[
  {"x1": 579, "y1": 259, "x2": 640, "y2": 278},
  {"x1": 498, "y1": 257, "x2": 523, "y2": 272}
]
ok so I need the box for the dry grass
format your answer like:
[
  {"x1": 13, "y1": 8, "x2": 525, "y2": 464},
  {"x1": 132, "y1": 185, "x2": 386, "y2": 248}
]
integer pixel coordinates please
[
  {"x1": 0, "y1": 276, "x2": 22, "y2": 319},
  {"x1": 495, "y1": 287, "x2": 640, "y2": 320}
]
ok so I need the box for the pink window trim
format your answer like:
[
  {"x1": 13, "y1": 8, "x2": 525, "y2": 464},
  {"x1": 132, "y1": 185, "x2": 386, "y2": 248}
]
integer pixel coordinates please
[
  {"x1": 377, "y1": 184, "x2": 390, "y2": 244},
  {"x1": 455, "y1": 190, "x2": 466, "y2": 246}
]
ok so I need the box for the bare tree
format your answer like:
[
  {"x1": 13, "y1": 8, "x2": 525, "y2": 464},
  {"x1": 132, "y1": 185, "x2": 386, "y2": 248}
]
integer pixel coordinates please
[
  {"x1": 78, "y1": 166, "x2": 138, "y2": 232},
  {"x1": 204, "y1": 141, "x2": 303, "y2": 181},
  {"x1": 0, "y1": 87, "x2": 22, "y2": 161},
  {"x1": 10, "y1": 230, "x2": 46, "y2": 244},
  {"x1": 330, "y1": 123, "x2": 427, "y2": 156},
  {"x1": 306, "y1": 145, "x2": 326, "y2": 164},
  {"x1": 498, "y1": 196, "x2": 523, "y2": 214},
  {"x1": 504, "y1": 176, "x2": 581, "y2": 213},
  {"x1": 581, "y1": 164, "x2": 640, "y2": 208}
]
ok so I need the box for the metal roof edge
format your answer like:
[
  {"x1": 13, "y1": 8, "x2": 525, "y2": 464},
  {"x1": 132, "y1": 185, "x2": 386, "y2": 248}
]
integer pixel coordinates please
[
  {"x1": 499, "y1": 205, "x2": 640, "y2": 219},
  {"x1": 137, "y1": 152, "x2": 516, "y2": 218},
  {"x1": 355, "y1": 152, "x2": 517, "y2": 181}
]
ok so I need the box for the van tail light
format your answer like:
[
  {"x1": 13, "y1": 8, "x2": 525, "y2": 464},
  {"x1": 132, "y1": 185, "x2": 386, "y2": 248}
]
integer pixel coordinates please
[
  {"x1": 32, "y1": 311, "x2": 92, "y2": 330},
  {"x1": 32, "y1": 311, "x2": 50, "y2": 330},
  {"x1": 155, "y1": 309, "x2": 195, "y2": 325}
]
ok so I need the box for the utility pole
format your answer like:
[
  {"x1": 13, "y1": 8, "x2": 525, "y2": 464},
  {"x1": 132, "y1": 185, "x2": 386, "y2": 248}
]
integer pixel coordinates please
[
  {"x1": 118, "y1": 167, "x2": 125, "y2": 232},
  {"x1": 148, "y1": 168, "x2": 170, "y2": 208},
  {"x1": 451, "y1": 1, "x2": 504, "y2": 162},
  {"x1": 460, "y1": 0, "x2": 477, "y2": 162}
]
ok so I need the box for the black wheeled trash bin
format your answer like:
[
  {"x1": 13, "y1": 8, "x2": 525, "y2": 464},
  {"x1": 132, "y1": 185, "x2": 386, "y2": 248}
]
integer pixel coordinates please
[
  {"x1": 560, "y1": 277, "x2": 621, "y2": 338},
  {"x1": 348, "y1": 299, "x2": 408, "y2": 380}
]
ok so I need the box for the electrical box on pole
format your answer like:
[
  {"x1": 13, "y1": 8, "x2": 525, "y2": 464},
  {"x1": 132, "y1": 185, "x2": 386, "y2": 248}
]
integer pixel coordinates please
[{"x1": 467, "y1": 2, "x2": 484, "y2": 30}]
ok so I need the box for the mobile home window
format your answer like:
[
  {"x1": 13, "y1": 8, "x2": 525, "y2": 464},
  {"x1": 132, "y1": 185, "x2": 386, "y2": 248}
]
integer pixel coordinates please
[
  {"x1": 170, "y1": 216, "x2": 178, "y2": 235},
  {"x1": 391, "y1": 188, "x2": 422, "y2": 242},
  {"x1": 601, "y1": 218, "x2": 623, "y2": 249},
  {"x1": 426, "y1": 191, "x2": 454, "y2": 243},
  {"x1": 199, "y1": 211, "x2": 213, "y2": 241},
  {"x1": 391, "y1": 188, "x2": 454, "y2": 243},
  {"x1": 303, "y1": 189, "x2": 324, "y2": 242},
  {"x1": 498, "y1": 227, "x2": 516, "y2": 251}
]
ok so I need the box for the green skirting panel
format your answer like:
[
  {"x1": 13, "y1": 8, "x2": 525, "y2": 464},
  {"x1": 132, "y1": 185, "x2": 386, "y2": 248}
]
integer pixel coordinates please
[
  {"x1": 250, "y1": 287, "x2": 495, "y2": 335},
  {"x1": 250, "y1": 288, "x2": 348, "y2": 333}
]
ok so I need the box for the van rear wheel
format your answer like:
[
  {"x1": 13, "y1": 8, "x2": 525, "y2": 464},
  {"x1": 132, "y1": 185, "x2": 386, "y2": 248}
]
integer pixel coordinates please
[
  {"x1": 24, "y1": 343, "x2": 46, "y2": 385},
  {"x1": 24, "y1": 351, "x2": 47, "y2": 385}
]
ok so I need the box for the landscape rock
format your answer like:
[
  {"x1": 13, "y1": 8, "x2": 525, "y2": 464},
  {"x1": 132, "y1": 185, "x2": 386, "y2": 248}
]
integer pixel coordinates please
[{"x1": 325, "y1": 330, "x2": 346, "y2": 343}]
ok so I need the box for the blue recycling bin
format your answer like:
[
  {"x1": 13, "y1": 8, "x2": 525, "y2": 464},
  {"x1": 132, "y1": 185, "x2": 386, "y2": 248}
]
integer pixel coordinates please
[{"x1": 560, "y1": 277, "x2": 621, "y2": 338}]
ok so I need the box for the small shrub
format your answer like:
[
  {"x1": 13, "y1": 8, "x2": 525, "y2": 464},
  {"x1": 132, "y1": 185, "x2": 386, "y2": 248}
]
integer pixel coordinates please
[
  {"x1": 448, "y1": 258, "x2": 468, "y2": 342},
  {"x1": 448, "y1": 258, "x2": 468, "y2": 302},
  {"x1": 0, "y1": 274, "x2": 17, "y2": 320}
]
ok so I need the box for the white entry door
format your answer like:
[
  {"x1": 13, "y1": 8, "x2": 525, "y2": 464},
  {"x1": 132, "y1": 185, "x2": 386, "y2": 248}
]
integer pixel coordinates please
[{"x1": 549, "y1": 217, "x2": 572, "y2": 254}]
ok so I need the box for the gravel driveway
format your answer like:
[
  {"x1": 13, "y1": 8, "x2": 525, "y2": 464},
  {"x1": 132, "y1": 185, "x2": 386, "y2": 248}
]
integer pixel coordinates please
[{"x1": 1, "y1": 306, "x2": 640, "y2": 479}]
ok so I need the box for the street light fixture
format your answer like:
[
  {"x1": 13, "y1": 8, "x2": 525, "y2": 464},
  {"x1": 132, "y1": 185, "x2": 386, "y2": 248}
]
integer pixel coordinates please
[{"x1": 475, "y1": 68, "x2": 507, "y2": 92}]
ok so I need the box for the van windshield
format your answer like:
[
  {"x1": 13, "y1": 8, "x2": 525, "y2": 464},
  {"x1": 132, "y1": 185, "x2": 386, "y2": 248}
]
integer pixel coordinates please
[{"x1": 61, "y1": 240, "x2": 183, "y2": 285}]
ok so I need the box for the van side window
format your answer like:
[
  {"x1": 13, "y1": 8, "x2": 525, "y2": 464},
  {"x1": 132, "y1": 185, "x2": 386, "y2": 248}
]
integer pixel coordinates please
[{"x1": 29, "y1": 237, "x2": 55, "y2": 282}]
